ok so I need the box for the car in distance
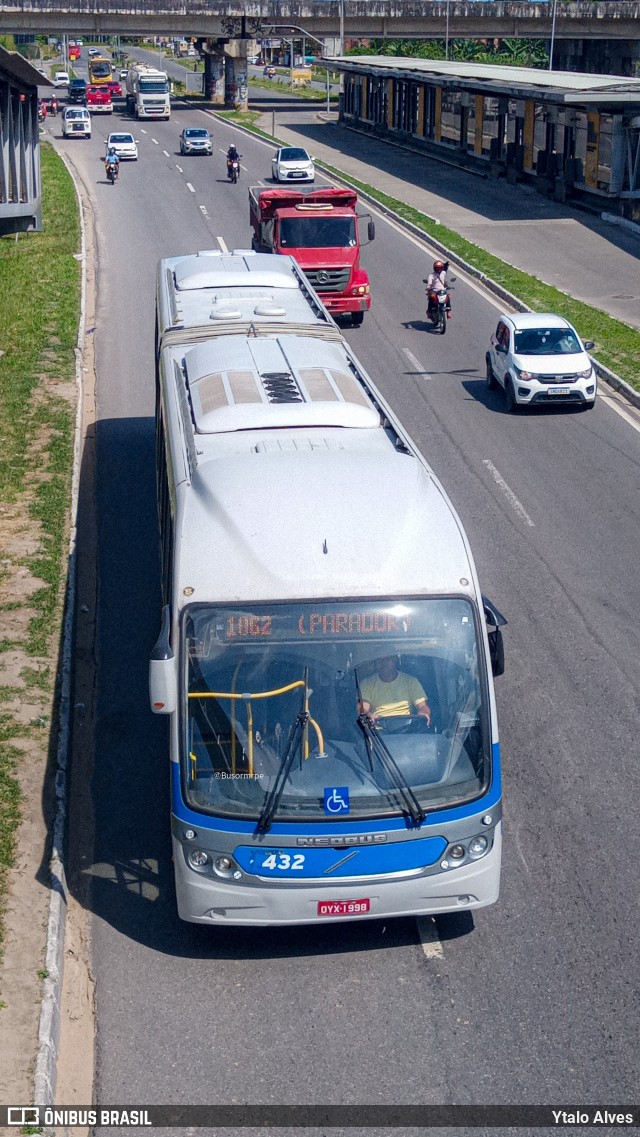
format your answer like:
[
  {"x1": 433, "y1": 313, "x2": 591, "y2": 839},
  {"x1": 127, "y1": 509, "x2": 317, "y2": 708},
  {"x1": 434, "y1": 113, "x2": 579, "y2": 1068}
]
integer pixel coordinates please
[
  {"x1": 53, "y1": 70, "x2": 70, "y2": 88},
  {"x1": 105, "y1": 131, "x2": 138, "y2": 159},
  {"x1": 486, "y1": 313, "x2": 596, "y2": 412},
  {"x1": 271, "y1": 146, "x2": 315, "y2": 183},
  {"x1": 179, "y1": 127, "x2": 213, "y2": 155},
  {"x1": 106, "y1": 79, "x2": 123, "y2": 99},
  {"x1": 62, "y1": 107, "x2": 91, "y2": 138},
  {"x1": 67, "y1": 78, "x2": 87, "y2": 104},
  {"x1": 119, "y1": 68, "x2": 129, "y2": 80}
]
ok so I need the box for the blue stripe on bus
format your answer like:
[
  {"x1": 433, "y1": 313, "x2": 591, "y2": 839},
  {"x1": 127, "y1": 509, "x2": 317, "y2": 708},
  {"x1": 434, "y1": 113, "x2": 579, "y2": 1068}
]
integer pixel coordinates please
[
  {"x1": 171, "y1": 742, "x2": 501, "y2": 834},
  {"x1": 234, "y1": 836, "x2": 448, "y2": 878}
]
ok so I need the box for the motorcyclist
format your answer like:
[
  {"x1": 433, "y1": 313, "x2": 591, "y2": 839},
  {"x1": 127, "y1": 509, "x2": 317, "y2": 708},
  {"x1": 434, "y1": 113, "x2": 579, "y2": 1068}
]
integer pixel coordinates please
[
  {"x1": 226, "y1": 144, "x2": 240, "y2": 179},
  {"x1": 105, "y1": 146, "x2": 120, "y2": 178},
  {"x1": 426, "y1": 259, "x2": 452, "y2": 320},
  {"x1": 49, "y1": 96, "x2": 58, "y2": 115},
  {"x1": 38, "y1": 99, "x2": 47, "y2": 121}
]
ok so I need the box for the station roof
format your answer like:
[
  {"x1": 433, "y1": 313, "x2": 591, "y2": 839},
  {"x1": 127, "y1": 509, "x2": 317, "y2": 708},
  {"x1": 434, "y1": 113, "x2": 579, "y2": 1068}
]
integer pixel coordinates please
[
  {"x1": 0, "y1": 44, "x2": 52, "y2": 87},
  {"x1": 326, "y1": 56, "x2": 640, "y2": 107}
]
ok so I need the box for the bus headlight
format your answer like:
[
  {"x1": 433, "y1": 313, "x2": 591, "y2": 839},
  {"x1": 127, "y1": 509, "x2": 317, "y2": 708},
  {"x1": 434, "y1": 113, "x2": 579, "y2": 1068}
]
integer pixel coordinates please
[
  {"x1": 449, "y1": 844, "x2": 466, "y2": 860},
  {"x1": 213, "y1": 854, "x2": 241, "y2": 879},
  {"x1": 468, "y1": 835, "x2": 489, "y2": 860},
  {"x1": 188, "y1": 849, "x2": 210, "y2": 870}
]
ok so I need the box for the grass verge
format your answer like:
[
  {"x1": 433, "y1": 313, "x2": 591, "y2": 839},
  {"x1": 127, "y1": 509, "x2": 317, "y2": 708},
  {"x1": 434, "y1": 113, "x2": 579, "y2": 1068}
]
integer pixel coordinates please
[{"x1": 0, "y1": 142, "x2": 80, "y2": 958}]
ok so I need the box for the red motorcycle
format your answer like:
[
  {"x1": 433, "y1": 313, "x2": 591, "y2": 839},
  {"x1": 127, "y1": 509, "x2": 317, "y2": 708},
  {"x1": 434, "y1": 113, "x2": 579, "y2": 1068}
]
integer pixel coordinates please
[{"x1": 227, "y1": 155, "x2": 241, "y2": 183}]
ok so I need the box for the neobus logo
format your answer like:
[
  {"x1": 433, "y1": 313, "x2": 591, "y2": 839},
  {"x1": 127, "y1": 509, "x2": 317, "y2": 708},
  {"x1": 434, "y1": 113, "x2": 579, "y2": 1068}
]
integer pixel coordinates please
[{"x1": 296, "y1": 834, "x2": 387, "y2": 847}]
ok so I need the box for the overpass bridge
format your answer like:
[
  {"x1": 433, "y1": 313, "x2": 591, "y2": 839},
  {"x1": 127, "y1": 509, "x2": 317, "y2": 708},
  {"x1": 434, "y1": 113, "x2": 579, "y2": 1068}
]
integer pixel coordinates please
[{"x1": 1, "y1": 1, "x2": 640, "y2": 44}]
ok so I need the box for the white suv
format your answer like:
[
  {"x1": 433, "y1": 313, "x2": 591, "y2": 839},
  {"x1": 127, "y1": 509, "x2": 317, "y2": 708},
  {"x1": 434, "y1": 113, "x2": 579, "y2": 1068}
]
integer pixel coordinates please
[{"x1": 486, "y1": 313, "x2": 596, "y2": 412}]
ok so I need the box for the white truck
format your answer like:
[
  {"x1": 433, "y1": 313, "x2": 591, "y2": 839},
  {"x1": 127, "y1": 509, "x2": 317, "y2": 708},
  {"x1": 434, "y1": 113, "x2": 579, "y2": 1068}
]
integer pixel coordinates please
[{"x1": 125, "y1": 64, "x2": 170, "y2": 119}]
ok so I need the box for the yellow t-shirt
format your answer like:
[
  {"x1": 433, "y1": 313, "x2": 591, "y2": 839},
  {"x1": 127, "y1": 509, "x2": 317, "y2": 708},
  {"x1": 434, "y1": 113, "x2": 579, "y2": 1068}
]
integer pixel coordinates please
[{"x1": 360, "y1": 671, "x2": 427, "y2": 718}]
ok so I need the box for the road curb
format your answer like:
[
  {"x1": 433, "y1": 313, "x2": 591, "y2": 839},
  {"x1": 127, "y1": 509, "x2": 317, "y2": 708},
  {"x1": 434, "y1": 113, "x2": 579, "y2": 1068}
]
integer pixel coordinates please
[{"x1": 32, "y1": 147, "x2": 87, "y2": 1108}]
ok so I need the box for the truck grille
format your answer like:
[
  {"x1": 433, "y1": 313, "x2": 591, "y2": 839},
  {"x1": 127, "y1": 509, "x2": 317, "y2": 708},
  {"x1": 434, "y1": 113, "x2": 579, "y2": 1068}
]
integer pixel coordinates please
[{"x1": 305, "y1": 267, "x2": 350, "y2": 293}]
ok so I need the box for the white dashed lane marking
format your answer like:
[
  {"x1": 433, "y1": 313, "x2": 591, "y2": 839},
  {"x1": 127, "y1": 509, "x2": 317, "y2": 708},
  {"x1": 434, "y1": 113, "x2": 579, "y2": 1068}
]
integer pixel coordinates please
[
  {"x1": 483, "y1": 459, "x2": 535, "y2": 527},
  {"x1": 403, "y1": 347, "x2": 431, "y2": 380}
]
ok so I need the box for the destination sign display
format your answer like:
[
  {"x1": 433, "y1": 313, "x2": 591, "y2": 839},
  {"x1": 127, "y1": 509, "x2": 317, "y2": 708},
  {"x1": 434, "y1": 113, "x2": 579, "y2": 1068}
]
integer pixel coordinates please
[{"x1": 185, "y1": 599, "x2": 473, "y2": 649}]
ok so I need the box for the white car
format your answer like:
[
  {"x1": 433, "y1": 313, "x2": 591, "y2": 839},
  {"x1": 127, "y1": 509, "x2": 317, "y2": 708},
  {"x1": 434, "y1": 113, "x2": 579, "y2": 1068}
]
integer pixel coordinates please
[
  {"x1": 53, "y1": 70, "x2": 70, "y2": 88},
  {"x1": 62, "y1": 107, "x2": 91, "y2": 139},
  {"x1": 105, "y1": 131, "x2": 138, "y2": 159},
  {"x1": 486, "y1": 312, "x2": 596, "y2": 412},
  {"x1": 271, "y1": 146, "x2": 315, "y2": 183}
]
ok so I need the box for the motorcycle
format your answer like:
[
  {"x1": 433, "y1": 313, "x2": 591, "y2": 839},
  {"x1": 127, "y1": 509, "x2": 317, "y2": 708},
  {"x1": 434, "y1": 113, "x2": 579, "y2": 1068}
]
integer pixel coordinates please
[
  {"x1": 427, "y1": 288, "x2": 450, "y2": 335},
  {"x1": 227, "y1": 155, "x2": 241, "y2": 184},
  {"x1": 38, "y1": 102, "x2": 47, "y2": 124},
  {"x1": 105, "y1": 159, "x2": 119, "y2": 185}
]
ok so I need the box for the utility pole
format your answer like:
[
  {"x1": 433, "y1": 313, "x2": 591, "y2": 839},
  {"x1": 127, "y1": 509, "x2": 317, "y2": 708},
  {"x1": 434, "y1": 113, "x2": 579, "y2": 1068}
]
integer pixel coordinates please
[{"x1": 549, "y1": 0, "x2": 557, "y2": 70}]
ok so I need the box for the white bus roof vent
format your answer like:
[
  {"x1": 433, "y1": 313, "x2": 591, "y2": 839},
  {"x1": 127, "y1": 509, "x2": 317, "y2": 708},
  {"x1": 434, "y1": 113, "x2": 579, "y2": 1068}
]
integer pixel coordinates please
[
  {"x1": 254, "y1": 302, "x2": 287, "y2": 318},
  {"x1": 210, "y1": 304, "x2": 243, "y2": 321}
]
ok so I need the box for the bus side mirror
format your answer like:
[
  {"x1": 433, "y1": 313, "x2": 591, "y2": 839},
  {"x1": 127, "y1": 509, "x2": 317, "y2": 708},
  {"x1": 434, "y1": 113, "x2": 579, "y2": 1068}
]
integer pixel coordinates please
[
  {"x1": 149, "y1": 604, "x2": 176, "y2": 714},
  {"x1": 482, "y1": 595, "x2": 507, "y2": 678},
  {"x1": 367, "y1": 220, "x2": 375, "y2": 242}
]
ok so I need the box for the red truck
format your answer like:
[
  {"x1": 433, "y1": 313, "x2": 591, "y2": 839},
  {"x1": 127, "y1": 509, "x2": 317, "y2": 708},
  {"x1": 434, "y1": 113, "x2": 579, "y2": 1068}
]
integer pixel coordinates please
[
  {"x1": 86, "y1": 85, "x2": 113, "y2": 114},
  {"x1": 249, "y1": 186, "x2": 375, "y2": 325}
]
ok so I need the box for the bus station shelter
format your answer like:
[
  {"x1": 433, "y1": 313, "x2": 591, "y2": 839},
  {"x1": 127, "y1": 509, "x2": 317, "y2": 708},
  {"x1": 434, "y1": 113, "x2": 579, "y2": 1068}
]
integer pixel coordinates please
[
  {"x1": 0, "y1": 45, "x2": 47, "y2": 234},
  {"x1": 330, "y1": 58, "x2": 640, "y2": 219}
]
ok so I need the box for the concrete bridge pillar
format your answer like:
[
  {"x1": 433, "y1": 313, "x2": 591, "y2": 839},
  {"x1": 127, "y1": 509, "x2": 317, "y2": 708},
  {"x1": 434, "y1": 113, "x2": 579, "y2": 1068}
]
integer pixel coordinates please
[
  {"x1": 203, "y1": 44, "x2": 225, "y2": 104},
  {"x1": 224, "y1": 40, "x2": 249, "y2": 111}
]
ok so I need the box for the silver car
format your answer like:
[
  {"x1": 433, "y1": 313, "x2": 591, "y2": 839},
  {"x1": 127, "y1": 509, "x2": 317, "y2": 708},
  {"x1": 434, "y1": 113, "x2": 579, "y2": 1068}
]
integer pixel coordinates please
[
  {"x1": 179, "y1": 127, "x2": 213, "y2": 156},
  {"x1": 486, "y1": 312, "x2": 596, "y2": 412}
]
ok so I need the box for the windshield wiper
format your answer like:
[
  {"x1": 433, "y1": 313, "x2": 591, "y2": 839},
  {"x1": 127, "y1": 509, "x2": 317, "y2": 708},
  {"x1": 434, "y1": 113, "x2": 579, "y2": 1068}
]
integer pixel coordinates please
[
  {"x1": 256, "y1": 669, "x2": 309, "y2": 834},
  {"x1": 354, "y1": 672, "x2": 425, "y2": 827}
]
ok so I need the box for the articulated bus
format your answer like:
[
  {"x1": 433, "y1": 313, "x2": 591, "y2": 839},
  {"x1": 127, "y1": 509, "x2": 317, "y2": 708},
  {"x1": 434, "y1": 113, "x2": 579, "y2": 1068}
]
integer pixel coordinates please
[
  {"x1": 150, "y1": 250, "x2": 506, "y2": 927},
  {"x1": 87, "y1": 55, "x2": 112, "y2": 85}
]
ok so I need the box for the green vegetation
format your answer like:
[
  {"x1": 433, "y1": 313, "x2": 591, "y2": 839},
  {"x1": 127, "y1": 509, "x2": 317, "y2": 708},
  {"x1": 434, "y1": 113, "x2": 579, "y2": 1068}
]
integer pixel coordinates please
[
  {"x1": 348, "y1": 37, "x2": 550, "y2": 68},
  {"x1": 0, "y1": 143, "x2": 80, "y2": 957}
]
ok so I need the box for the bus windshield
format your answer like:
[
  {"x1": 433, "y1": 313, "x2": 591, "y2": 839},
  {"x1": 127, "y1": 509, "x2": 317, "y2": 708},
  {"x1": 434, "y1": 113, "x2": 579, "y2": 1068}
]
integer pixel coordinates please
[
  {"x1": 88, "y1": 59, "x2": 111, "y2": 82},
  {"x1": 182, "y1": 599, "x2": 490, "y2": 823},
  {"x1": 279, "y1": 216, "x2": 357, "y2": 249}
]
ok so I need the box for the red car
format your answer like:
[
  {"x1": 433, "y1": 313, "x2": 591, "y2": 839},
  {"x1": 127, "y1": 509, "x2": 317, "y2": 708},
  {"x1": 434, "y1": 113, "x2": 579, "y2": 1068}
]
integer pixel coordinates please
[
  {"x1": 106, "y1": 79, "x2": 122, "y2": 99},
  {"x1": 86, "y1": 85, "x2": 113, "y2": 113}
]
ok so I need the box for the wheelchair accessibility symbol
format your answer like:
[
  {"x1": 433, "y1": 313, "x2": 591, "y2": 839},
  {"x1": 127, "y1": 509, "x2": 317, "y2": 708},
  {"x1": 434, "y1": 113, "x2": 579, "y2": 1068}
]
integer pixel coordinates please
[{"x1": 324, "y1": 786, "x2": 350, "y2": 814}]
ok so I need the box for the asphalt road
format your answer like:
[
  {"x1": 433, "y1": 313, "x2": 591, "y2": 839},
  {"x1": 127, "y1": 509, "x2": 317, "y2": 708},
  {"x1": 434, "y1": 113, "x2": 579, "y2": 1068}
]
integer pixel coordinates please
[{"x1": 50, "y1": 74, "x2": 640, "y2": 1136}]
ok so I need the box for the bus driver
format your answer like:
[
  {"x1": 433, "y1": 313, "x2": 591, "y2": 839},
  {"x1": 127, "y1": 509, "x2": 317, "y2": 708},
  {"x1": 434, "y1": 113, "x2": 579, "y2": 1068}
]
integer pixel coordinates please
[{"x1": 359, "y1": 654, "x2": 432, "y2": 726}]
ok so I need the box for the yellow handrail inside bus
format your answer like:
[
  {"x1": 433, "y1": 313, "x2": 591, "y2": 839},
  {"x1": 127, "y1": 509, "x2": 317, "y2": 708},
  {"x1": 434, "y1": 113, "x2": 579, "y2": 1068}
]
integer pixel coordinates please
[
  {"x1": 189, "y1": 680, "x2": 306, "y2": 700},
  {"x1": 189, "y1": 678, "x2": 325, "y2": 775}
]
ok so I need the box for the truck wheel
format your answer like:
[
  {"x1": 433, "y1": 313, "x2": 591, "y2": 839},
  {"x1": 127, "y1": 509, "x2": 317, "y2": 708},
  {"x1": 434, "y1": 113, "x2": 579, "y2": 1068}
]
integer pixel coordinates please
[{"x1": 351, "y1": 311, "x2": 364, "y2": 327}]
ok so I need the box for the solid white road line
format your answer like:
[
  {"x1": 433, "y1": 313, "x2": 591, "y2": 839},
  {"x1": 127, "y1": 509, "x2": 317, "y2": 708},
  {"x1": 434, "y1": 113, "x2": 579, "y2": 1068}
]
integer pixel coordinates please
[
  {"x1": 483, "y1": 459, "x2": 535, "y2": 527},
  {"x1": 416, "y1": 915, "x2": 444, "y2": 959}
]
